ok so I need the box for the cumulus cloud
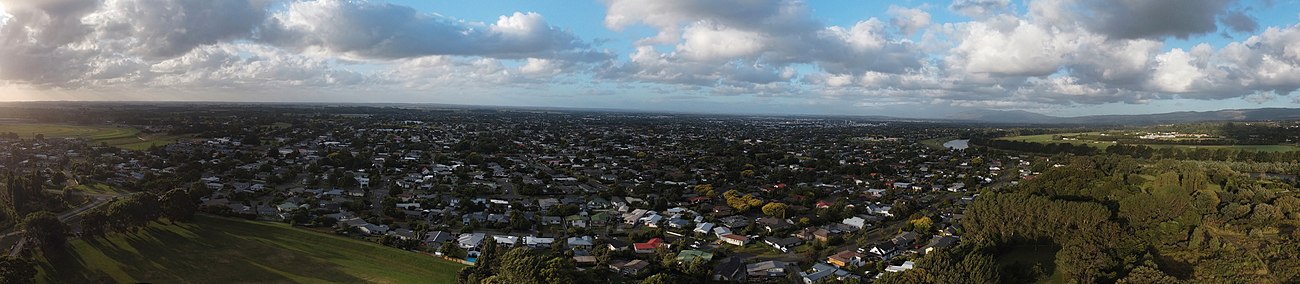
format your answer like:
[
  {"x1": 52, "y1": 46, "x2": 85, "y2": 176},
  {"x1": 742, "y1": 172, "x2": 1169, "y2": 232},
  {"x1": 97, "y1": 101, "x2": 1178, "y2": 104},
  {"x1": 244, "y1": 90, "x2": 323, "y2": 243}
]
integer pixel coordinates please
[
  {"x1": 149, "y1": 43, "x2": 369, "y2": 88},
  {"x1": 888, "y1": 6, "x2": 931, "y2": 35},
  {"x1": 1066, "y1": 0, "x2": 1236, "y2": 39},
  {"x1": 0, "y1": 0, "x2": 608, "y2": 92},
  {"x1": 87, "y1": 0, "x2": 271, "y2": 58},
  {"x1": 600, "y1": 0, "x2": 923, "y2": 90},
  {"x1": 261, "y1": 0, "x2": 607, "y2": 61},
  {"x1": 0, "y1": 0, "x2": 1296, "y2": 112},
  {"x1": 949, "y1": 0, "x2": 1011, "y2": 17},
  {"x1": 1220, "y1": 9, "x2": 1259, "y2": 33}
]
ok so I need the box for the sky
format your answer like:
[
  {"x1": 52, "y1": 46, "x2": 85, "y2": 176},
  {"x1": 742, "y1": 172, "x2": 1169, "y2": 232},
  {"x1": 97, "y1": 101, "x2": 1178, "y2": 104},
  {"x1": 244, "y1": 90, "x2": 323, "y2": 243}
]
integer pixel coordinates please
[{"x1": 1, "y1": 0, "x2": 1299, "y2": 118}]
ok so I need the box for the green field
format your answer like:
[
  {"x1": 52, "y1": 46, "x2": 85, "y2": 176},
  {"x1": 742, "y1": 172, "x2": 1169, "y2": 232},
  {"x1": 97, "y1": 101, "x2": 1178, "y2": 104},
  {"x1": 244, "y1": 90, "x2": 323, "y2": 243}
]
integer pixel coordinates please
[
  {"x1": 920, "y1": 136, "x2": 956, "y2": 149},
  {"x1": 36, "y1": 215, "x2": 464, "y2": 283},
  {"x1": 0, "y1": 123, "x2": 188, "y2": 150},
  {"x1": 66, "y1": 183, "x2": 131, "y2": 195},
  {"x1": 998, "y1": 132, "x2": 1300, "y2": 152}
]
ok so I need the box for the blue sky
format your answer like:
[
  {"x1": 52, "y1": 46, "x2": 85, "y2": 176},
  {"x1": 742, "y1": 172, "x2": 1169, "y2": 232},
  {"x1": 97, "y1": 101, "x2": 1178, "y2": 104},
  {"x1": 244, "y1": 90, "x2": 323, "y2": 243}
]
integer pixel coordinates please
[{"x1": 1, "y1": 0, "x2": 1299, "y2": 118}]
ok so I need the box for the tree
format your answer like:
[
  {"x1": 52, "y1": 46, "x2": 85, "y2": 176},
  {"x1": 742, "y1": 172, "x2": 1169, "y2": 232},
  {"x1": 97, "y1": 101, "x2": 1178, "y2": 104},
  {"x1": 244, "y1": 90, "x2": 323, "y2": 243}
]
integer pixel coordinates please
[
  {"x1": 640, "y1": 273, "x2": 681, "y2": 284},
  {"x1": 762, "y1": 202, "x2": 788, "y2": 219},
  {"x1": 1117, "y1": 261, "x2": 1178, "y2": 284},
  {"x1": 496, "y1": 247, "x2": 544, "y2": 284},
  {"x1": 160, "y1": 189, "x2": 197, "y2": 223},
  {"x1": 1055, "y1": 239, "x2": 1116, "y2": 284},
  {"x1": 540, "y1": 257, "x2": 576, "y2": 284},
  {"x1": 908, "y1": 216, "x2": 934, "y2": 233},
  {"x1": 439, "y1": 241, "x2": 463, "y2": 258},
  {"x1": 80, "y1": 209, "x2": 109, "y2": 239},
  {"x1": 21, "y1": 212, "x2": 67, "y2": 251},
  {"x1": 0, "y1": 256, "x2": 36, "y2": 284}
]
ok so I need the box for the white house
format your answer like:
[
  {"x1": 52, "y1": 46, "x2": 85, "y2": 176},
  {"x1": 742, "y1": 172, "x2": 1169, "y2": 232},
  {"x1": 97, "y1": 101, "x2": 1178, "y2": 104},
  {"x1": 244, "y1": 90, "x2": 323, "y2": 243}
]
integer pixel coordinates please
[
  {"x1": 719, "y1": 234, "x2": 749, "y2": 246},
  {"x1": 458, "y1": 233, "x2": 486, "y2": 249},
  {"x1": 694, "y1": 222, "x2": 715, "y2": 235},
  {"x1": 842, "y1": 217, "x2": 867, "y2": 230}
]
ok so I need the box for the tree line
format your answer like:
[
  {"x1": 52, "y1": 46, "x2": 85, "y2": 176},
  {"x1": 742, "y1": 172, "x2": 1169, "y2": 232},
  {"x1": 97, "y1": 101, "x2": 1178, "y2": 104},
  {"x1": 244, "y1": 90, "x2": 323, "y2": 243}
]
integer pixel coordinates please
[{"x1": 880, "y1": 155, "x2": 1300, "y2": 283}]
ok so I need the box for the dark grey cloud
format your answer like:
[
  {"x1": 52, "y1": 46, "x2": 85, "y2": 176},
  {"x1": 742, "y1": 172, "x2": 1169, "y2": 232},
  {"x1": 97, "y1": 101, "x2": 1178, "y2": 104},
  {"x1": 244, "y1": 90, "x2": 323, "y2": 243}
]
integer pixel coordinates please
[
  {"x1": 93, "y1": 0, "x2": 271, "y2": 58},
  {"x1": 0, "y1": 0, "x2": 100, "y2": 85},
  {"x1": 1219, "y1": 9, "x2": 1258, "y2": 33},
  {"x1": 1081, "y1": 0, "x2": 1234, "y2": 39}
]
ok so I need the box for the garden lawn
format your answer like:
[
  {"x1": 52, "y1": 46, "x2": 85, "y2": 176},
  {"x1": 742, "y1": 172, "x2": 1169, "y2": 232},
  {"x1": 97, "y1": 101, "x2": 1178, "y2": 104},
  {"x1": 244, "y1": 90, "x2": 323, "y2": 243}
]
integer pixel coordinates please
[{"x1": 36, "y1": 215, "x2": 464, "y2": 284}]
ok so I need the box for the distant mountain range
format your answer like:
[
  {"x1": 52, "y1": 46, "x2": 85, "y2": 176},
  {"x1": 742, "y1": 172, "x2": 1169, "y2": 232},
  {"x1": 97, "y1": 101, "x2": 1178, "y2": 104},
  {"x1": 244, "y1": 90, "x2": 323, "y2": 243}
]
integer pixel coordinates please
[{"x1": 947, "y1": 108, "x2": 1300, "y2": 125}]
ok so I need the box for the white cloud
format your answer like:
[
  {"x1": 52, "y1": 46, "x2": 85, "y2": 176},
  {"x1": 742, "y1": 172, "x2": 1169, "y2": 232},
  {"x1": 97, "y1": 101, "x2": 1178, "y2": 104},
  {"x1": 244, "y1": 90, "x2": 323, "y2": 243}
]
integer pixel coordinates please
[
  {"x1": 85, "y1": 0, "x2": 271, "y2": 58},
  {"x1": 677, "y1": 21, "x2": 767, "y2": 61},
  {"x1": 1150, "y1": 48, "x2": 1204, "y2": 93},
  {"x1": 888, "y1": 6, "x2": 931, "y2": 35},
  {"x1": 0, "y1": 0, "x2": 1297, "y2": 113},
  {"x1": 950, "y1": 0, "x2": 1011, "y2": 17},
  {"x1": 261, "y1": 1, "x2": 607, "y2": 61},
  {"x1": 947, "y1": 18, "x2": 1073, "y2": 76}
]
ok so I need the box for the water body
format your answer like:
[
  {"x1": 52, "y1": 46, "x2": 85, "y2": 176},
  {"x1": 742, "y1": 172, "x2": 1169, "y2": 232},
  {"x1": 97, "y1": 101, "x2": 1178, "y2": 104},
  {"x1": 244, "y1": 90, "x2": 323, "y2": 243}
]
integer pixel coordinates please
[{"x1": 943, "y1": 139, "x2": 970, "y2": 150}]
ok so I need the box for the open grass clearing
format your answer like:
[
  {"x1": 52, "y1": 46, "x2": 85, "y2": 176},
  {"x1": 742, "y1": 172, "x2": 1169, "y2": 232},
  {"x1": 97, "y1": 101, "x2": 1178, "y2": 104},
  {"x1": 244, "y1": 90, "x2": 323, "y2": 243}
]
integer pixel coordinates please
[{"x1": 36, "y1": 215, "x2": 465, "y2": 283}]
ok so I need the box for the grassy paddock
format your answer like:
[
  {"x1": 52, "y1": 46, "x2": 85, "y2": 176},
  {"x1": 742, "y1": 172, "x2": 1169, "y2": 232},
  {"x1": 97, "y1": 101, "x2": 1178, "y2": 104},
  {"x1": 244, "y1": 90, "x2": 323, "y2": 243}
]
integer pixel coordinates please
[
  {"x1": 36, "y1": 215, "x2": 464, "y2": 284},
  {"x1": 997, "y1": 132, "x2": 1300, "y2": 152},
  {"x1": 0, "y1": 123, "x2": 188, "y2": 150}
]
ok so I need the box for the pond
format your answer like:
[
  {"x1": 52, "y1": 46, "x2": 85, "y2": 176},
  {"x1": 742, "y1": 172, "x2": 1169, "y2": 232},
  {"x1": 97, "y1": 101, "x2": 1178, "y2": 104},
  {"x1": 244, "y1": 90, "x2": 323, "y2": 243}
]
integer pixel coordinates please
[{"x1": 942, "y1": 139, "x2": 970, "y2": 150}]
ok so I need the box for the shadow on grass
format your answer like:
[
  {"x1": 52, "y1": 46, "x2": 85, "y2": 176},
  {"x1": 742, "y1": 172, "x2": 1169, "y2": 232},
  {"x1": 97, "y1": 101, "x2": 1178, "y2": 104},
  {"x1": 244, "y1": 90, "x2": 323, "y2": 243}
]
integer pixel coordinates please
[{"x1": 40, "y1": 219, "x2": 366, "y2": 284}]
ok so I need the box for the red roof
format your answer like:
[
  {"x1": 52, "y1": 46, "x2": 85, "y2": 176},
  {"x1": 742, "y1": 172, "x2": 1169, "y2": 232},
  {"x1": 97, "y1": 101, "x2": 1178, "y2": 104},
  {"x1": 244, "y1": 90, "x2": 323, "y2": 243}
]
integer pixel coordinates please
[
  {"x1": 815, "y1": 200, "x2": 833, "y2": 208},
  {"x1": 634, "y1": 238, "x2": 663, "y2": 250}
]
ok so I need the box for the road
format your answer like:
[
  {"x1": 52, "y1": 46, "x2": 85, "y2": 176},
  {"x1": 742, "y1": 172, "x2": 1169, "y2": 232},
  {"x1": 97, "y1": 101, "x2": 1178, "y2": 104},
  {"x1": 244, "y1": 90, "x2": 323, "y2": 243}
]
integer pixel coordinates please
[{"x1": 5, "y1": 187, "x2": 122, "y2": 257}]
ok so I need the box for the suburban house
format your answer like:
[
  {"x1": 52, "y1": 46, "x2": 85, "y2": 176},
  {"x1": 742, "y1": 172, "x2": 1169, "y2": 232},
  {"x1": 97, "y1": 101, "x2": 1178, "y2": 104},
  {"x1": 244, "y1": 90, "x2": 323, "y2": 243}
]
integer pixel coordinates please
[
  {"x1": 746, "y1": 260, "x2": 792, "y2": 280},
  {"x1": 604, "y1": 238, "x2": 631, "y2": 251},
  {"x1": 923, "y1": 235, "x2": 959, "y2": 254},
  {"x1": 675, "y1": 249, "x2": 714, "y2": 264},
  {"x1": 634, "y1": 238, "x2": 664, "y2": 253},
  {"x1": 458, "y1": 233, "x2": 486, "y2": 249},
  {"x1": 892, "y1": 231, "x2": 919, "y2": 248},
  {"x1": 609, "y1": 259, "x2": 650, "y2": 276},
  {"x1": 712, "y1": 257, "x2": 747, "y2": 282},
  {"x1": 524, "y1": 236, "x2": 555, "y2": 248},
  {"x1": 868, "y1": 242, "x2": 900, "y2": 260},
  {"x1": 885, "y1": 261, "x2": 916, "y2": 273},
  {"x1": 573, "y1": 256, "x2": 598, "y2": 266},
  {"x1": 694, "y1": 222, "x2": 715, "y2": 235},
  {"x1": 764, "y1": 237, "x2": 803, "y2": 253},
  {"x1": 567, "y1": 236, "x2": 594, "y2": 250},
  {"x1": 826, "y1": 250, "x2": 866, "y2": 268},
  {"x1": 801, "y1": 263, "x2": 859, "y2": 284},
  {"x1": 842, "y1": 216, "x2": 867, "y2": 230},
  {"x1": 719, "y1": 234, "x2": 749, "y2": 246},
  {"x1": 494, "y1": 235, "x2": 520, "y2": 246},
  {"x1": 424, "y1": 231, "x2": 455, "y2": 248}
]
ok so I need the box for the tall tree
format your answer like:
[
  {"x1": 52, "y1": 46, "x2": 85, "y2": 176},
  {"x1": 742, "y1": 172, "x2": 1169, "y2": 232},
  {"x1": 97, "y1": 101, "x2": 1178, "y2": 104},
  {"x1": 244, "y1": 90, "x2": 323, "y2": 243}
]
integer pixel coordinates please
[
  {"x1": 160, "y1": 189, "x2": 197, "y2": 223},
  {"x1": 762, "y1": 202, "x2": 788, "y2": 219},
  {"x1": 20, "y1": 212, "x2": 67, "y2": 251},
  {"x1": 80, "y1": 209, "x2": 109, "y2": 239},
  {"x1": 0, "y1": 256, "x2": 36, "y2": 284}
]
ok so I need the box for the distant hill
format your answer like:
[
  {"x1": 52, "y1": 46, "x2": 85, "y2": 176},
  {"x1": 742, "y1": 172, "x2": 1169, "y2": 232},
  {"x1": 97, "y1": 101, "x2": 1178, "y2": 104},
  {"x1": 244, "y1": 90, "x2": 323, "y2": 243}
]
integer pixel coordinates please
[
  {"x1": 946, "y1": 109, "x2": 1064, "y2": 124},
  {"x1": 947, "y1": 108, "x2": 1300, "y2": 125}
]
